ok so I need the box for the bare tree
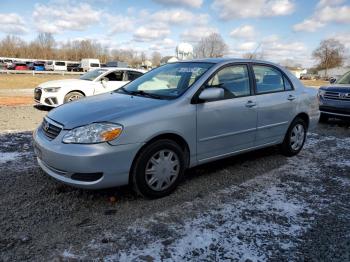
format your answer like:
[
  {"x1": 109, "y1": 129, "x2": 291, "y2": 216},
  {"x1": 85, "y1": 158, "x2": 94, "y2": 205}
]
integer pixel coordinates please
[
  {"x1": 194, "y1": 33, "x2": 228, "y2": 58},
  {"x1": 242, "y1": 52, "x2": 264, "y2": 60},
  {"x1": 0, "y1": 35, "x2": 26, "y2": 57},
  {"x1": 34, "y1": 33, "x2": 56, "y2": 59},
  {"x1": 151, "y1": 51, "x2": 162, "y2": 67},
  {"x1": 313, "y1": 38, "x2": 345, "y2": 76}
]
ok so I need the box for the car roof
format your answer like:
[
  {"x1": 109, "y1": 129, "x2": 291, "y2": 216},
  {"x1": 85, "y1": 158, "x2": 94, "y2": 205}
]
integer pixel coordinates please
[
  {"x1": 104, "y1": 67, "x2": 146, "y2": 73},
  {"x1": 178, "y1": 57, "x2": 281, "y2": 67}
]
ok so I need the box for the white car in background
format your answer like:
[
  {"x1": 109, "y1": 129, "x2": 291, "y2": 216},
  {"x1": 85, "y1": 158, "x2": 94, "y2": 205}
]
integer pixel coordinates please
[
  {"x1": 81, "y1": 58, "x2": 100, "y2": 72},
  {"x1": 45, "y1": 60, "x2": 67, "y2": 71},
  {"x1": 34, "y1": 68, "x2": 145, "y2": 107}
]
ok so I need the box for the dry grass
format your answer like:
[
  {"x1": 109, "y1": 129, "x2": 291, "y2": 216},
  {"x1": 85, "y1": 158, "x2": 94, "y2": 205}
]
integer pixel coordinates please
[
  {"x1": 0, "y1": 74, "x2": 80, "y2": 89},
  {"x1": 301, "y1": 80, "x2": 328, "y2": 88}
]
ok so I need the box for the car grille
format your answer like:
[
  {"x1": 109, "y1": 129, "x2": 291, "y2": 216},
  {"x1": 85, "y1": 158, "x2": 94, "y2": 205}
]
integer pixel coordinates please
[
  {"x1": 41, "y1": 118, "x2": 62, "y2": 140},
  {"x1": 324, "y1": 91, "x2": 350, "y2": 101},
  {"x1": 34, "y1": 88, "x2": 42, "y2": 101}
]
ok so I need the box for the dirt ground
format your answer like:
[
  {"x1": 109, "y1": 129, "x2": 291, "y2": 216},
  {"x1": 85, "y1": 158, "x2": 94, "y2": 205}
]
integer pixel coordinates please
[
  {"x1": 0, "y1": 105, "x2": 349, "y2": 261},
  {"x1": 0, "y1": 74, "x2": 80, "y2": 89}
]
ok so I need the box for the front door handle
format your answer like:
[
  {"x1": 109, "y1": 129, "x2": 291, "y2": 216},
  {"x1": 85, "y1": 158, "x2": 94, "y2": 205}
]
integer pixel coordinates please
[
  {"x1": 287, "y1": 95, "x2": 296, "y2": 101},
  {"x1": 245, "y1": 100, "x2": 256, "y2": 108}
]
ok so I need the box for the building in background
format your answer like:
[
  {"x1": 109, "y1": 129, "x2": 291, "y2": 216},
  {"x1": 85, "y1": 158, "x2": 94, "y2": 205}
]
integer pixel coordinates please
[
  {"x1": 285, "y1": 66, "x2": 307, "y2": 79},
  {"x1": 318, "y1": 66, "x2": 350, "y2": 79}
]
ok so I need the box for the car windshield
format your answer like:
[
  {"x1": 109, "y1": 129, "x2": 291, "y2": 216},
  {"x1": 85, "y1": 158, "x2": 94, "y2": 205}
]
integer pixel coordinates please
[
  {"x1": 80, "y1": 69, "x2": 107, "y2": 81},
  {"x1": 116, "y1": 62, "x2": 213, "y2": 99},
  {"x1": 336, "y1": 71, "x2": 350, "y2": 85}
]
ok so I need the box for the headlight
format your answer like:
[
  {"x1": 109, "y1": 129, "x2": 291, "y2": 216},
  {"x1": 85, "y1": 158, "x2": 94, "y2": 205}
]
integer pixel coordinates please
[
  {"x1": 318, "y1": 89, "x2": 326, "y2": 97},
  {"x1": 43, "y1": 87, "x2": 61, "y2": 92},
  {"x1": 62, "y1": 123, "x2": 123, "y2": 144}
]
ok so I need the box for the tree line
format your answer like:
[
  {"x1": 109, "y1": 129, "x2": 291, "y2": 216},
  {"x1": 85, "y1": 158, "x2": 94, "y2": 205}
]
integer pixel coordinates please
[
  {"x1": 0, "y1": 33, "x2": 163, "y2": 67},
  {"x1": 0, "y1": 32, "x2": 347, "y2": 72}
]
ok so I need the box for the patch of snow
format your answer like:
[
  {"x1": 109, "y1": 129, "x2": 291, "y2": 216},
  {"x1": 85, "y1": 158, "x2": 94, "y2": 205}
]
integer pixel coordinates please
[
  {"x1": 62, "y1": 131, "x2": 350, "y2": 261},
  {"x1": 0, "y1": 152, "x2": 24, "y2": 165}
]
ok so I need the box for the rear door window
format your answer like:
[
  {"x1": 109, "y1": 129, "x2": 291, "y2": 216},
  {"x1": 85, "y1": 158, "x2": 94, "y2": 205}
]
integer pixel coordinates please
[
  {"x1": 126, "y1": 71, "x2": 143, "y2": 81},
  {"x1": 253, "y1": 65, "x2": 293, "y2": 94}
]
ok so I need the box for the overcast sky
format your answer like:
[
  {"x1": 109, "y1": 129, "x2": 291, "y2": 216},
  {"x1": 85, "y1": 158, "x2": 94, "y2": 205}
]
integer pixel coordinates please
[{"x1": 0, "y1": 0, "x2": 349, "y2": 67}]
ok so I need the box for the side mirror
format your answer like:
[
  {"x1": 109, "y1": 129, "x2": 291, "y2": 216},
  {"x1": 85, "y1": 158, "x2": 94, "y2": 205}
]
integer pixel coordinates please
[
  {"x1": 329, "y1": 77, "x2": 336, "y2": 84},
  {"x1": 101, "y1": 77, "x2": 109, "y2": 87},
  {"x1": 198, "y1": 88, "x2": 224, "y2": 102}
]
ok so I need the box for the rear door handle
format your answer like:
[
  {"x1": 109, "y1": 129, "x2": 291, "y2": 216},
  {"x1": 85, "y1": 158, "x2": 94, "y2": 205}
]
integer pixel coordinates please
[
  {"x1": 287, "y1": 95, "x2": 296, "y2": 101},
  {"x1": 245, "y1": 100, "x2": 256, "y2": 108}
]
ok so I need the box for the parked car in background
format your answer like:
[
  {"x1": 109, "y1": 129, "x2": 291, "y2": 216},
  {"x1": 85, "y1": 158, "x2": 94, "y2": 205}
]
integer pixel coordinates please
[
  {"x1": 34, "y1": 67, "x2": 145, "y2": 107},
  {"x1": 81, "y1": 59, "x2": 100, "y2": 72},
  {"x1": 28, "y1": 62, "x2": 45, "y2": 71},
  {"x1": 45, "y1": 61, "x2": 67, "y2": 71},
  {"x1": 33, "y1": 58, "x2": 319, "y2": 198},
  {"x1": 318, "y1": 70, "x2": 350, "y2": 122},
  {"x1": 67, "y1": 63, "x2": 80, "y2": 72},
  {"x1": 13, "y1": 62, "x2": 28, "y2": 70},
  {"x1": 106, "y1": 61, "x2": 128, "y2": 68}
]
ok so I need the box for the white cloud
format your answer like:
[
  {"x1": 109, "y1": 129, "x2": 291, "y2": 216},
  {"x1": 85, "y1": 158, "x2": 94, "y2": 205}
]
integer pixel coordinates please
[
  {"x1": 229, "y1": 35, "x2": 310, "y2": 66},
  {"x1": 0, "y1": 13, "x2": 27, "y2": 34},
  {"x1": 212, "y1": 0, "x2": 295, "y2": 20},
  {"x1": 33, "y1": 3, "x2": 101, "y2": 33},
  {"x1": 294, "y1": 1, "x2": 350, "y2": 32},
  {"x1": 180, "y1": 26, "x2": 218, "y2": 42},
  {"x1": 150, "y1": 9, "x2": 209, "y2": 26},
  {"x1": 230, "y1": 25, "x2": 255, "y2": 39},
  {"x1": 153, "y1": 0, "x2": 203, "y2": 8},
  {"x1": 133, "y1": 23, "x2": 171, "y2": 42},
  {"x1": 238, "y1": 41, "x2": 258, "y2": 51},
  {"x1": 317, "y1": 0, "x2": 345, "y2": 8},
  {"x1": 149, "y1": 38, "x2": 177, "y2": 52},
  {"x1": 106, "y1": 15, "x2": 135, "y2": 35}
]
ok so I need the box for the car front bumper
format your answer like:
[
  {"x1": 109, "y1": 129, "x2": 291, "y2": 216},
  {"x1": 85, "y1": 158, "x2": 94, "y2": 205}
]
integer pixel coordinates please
[
  {"x1": 319, "y1": 97, "x2": 350, "y2": 118},
  {"x1": 33, "y1": 126, "x2": 143, "y2": 189},
  {"x1": 34, "y1": 87, "x2": 63, "y2": 107}
]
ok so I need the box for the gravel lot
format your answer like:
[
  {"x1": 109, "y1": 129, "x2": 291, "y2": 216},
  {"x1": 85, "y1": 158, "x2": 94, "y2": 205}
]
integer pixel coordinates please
[{"x1": 0, "y1": 106, "x2": 349, "y2": 261}]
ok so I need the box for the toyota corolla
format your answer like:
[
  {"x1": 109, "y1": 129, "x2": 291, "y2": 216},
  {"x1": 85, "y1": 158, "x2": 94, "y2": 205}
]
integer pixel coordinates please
[{"x1": 33, "y1": 59, "x2": 319, "y2": 198}]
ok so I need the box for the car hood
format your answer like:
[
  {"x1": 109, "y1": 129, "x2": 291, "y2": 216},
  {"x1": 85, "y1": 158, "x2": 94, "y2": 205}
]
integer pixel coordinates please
[
  {"x1": 38, "y1": 79, "x2": 86, "y2": 88},
  {"x1": 320, "y1": 84, "x2": 350, "y2": 93},
  {"x1": 47, "y1": 92, "x2": 167, "y2": 129}
]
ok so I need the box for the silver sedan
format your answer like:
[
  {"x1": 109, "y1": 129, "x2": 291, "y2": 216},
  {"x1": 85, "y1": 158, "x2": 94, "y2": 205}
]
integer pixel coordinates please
[{"x1": 33, "y1": 58, "x2": 319, "y2": 198}]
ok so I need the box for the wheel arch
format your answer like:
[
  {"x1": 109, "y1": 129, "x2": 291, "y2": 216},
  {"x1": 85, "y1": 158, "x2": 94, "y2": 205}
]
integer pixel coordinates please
[
  {"x1": 65, "y1": 90, "x2": 86, "y2": 97},
  {"x1": 129, "y1": 132, "x2": 191, "y2": 184},
  {"x1": 294, "y1": 112, "x2": 309, "y2": 128}
]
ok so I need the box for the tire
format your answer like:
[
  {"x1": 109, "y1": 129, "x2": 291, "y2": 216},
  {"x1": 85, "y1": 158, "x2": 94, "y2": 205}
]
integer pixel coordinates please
[
  {"x1": 319, "y1": 113, "x2": 329, "y2": 123},
  {"x1": 131, "y1": 139, "x2": 186, "y2": 199},
  {"x1": 64, "y1": 91, "x2": 84, "y2": 103},
  {"x1": 280, "y1": 118, "x2": 307, "y2": 157}
]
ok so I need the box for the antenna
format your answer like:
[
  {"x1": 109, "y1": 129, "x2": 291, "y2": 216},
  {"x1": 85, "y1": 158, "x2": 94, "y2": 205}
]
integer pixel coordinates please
[{"x1": 251, "y1": 42, "x2": 262, "y2": 59}]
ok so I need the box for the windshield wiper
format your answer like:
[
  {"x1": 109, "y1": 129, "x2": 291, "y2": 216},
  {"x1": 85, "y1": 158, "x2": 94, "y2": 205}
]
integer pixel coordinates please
[{"x1": 117, "y1": 88, "x2": 162, "y2": 99}]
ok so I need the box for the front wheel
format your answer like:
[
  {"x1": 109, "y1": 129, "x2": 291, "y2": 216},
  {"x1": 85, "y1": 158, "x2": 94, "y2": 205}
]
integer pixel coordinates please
[
  {"x1": 280, "y1": 118, "x2": 307, "y2": 157},
  {"x1": 64, "y1": 92, "x2": 84, "y2": 103},
  {"x1": 131, "y1": 139, "x2": 186, "y2": 199}
]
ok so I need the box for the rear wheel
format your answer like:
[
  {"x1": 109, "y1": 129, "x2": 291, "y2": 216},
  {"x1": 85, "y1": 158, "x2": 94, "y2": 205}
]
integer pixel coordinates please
[
  {"x1": 280, "y1": 118, "x2": 307, "y2": 156},
  {"x1": 131, "y1": 139, "x2": 186, "y2": 198},
  {"x1": 64, "y1": 91, "x2": 84, "y2": 103},
  {"x1": 319, "y1": 113, "x2": 329, "y2": 123}
]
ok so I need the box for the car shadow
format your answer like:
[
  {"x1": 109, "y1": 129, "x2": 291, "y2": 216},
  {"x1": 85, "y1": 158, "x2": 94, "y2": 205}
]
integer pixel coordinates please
[{"x1": 33, "y1": 105, "x2": 53, "y2": 112}]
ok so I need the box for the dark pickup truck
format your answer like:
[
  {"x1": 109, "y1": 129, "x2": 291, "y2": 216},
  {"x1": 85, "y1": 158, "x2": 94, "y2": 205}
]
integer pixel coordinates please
[{"x1": 318, "y1": 71, "x2": 350, "y2": 122}]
